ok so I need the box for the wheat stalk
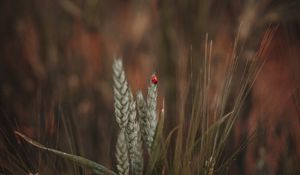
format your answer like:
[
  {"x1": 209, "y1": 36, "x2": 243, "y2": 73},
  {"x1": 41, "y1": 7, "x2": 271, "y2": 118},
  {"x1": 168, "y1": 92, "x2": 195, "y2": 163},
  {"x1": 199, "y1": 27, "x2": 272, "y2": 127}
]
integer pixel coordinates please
[
  {"x1": 205, "y1": 156, "x2": 215, "y2": 175},
  {"x1": 116, "y1": 129, "x2": 130, "y2": 175},
  {"x1": 113, "y1": 59, "x2": 130, "y2": 129}
]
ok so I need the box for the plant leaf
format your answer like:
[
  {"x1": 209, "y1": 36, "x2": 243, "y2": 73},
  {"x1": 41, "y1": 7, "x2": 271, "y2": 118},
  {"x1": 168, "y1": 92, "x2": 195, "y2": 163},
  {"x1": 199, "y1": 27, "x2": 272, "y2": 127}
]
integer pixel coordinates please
[{"x1": 14, "y1": 131, "x2": 117, "y2": 175}]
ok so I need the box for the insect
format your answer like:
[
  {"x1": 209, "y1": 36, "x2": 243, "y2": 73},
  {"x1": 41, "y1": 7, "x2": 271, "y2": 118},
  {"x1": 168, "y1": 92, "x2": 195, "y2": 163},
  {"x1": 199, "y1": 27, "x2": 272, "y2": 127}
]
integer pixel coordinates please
[{"x1": 151, "y1": 74, "x2": 158, "y2": 84}]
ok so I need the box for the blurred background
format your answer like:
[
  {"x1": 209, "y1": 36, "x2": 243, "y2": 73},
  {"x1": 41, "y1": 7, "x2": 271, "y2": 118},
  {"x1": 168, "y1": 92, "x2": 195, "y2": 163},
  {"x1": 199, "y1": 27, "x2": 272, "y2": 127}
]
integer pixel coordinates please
[{"x1": 0, "y1": 0, "x2": 300, "y2": 174}]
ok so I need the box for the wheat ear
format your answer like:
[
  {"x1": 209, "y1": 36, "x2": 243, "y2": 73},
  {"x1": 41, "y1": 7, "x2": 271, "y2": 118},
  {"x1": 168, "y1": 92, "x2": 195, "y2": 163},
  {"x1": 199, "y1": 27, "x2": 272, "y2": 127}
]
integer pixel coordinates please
[
  {"x1": 113, "y1": 59, "x2": 130, "y2": 128},
  {"x1": 136, "y1": 91, "x2": 147, "y2": 144},
  {"x1": 116, "y1": 129, "x2": 130, "y2": 175},
  {"x1": 145, "y1": 78, "x2": 158, "y2": 153},
  {"x1": 126, "y1": 90, "x2": 144, "y2": 175},
  {"x1": 132, "y1": 134, "x2": 144, "y2": 175}
]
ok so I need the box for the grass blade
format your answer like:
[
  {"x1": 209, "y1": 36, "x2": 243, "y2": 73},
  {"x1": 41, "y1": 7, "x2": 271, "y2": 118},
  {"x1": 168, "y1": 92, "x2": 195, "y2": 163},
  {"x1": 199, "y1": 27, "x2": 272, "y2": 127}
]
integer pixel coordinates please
[{"x1": 14, "y1": 131, "x2": 117, "y2": 175}]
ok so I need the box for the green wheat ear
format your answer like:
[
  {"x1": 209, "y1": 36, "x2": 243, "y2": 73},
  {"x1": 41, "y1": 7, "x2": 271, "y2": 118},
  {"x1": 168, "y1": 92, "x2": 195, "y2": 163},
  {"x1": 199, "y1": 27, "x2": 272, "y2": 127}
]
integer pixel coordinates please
[
  {"x1": 127, "y1": 90, "x2": 144, "y2": 175},
  {"x1": 113, "y1": 58, "x2": 130, "y2": 129},
  {"x1": 136, "y1": 82, "x2": 158, "y2": 154},
  {"x1": 113, "y1": 59, "x2": 144, "y2": 175},
  {"x1": 136, "y1": 90, "x2": 147, "y2": 147},
  {"x1": 113, "y1": 59, "x2": 160, "y2": 174},
  {"x1": 145, "y1": 80, "x2": 158, "y2": 153},
  {"x1": 115, "y1": 129, "x2": 130, "y2": 175}
]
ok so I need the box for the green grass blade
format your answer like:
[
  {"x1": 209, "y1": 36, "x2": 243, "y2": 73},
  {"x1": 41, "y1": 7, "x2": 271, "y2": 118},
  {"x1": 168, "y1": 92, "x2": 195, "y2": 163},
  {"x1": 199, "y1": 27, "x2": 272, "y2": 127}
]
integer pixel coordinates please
[{"x1": 15, "y1": 131, "x2": 117, "y2": 175}]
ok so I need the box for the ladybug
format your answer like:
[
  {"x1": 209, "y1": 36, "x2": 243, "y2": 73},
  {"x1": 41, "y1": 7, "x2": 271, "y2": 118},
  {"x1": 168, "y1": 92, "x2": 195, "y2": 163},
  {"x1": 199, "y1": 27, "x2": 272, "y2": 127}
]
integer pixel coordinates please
[{"x1": 151, "y1": 74, "x2": 158, "y2": 84}]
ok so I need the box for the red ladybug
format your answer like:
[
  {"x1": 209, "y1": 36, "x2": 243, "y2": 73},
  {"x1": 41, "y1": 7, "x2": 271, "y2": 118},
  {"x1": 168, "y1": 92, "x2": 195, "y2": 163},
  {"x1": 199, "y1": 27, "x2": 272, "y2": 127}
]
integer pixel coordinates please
[{"x1": 151, "y1": 74, "x2": 158, "y2": 84}]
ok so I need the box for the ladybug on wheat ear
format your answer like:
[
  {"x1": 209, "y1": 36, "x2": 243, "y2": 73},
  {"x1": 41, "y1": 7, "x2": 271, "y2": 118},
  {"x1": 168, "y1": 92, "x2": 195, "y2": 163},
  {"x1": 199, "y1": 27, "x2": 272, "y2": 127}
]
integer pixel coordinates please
[{"x1": 151, "y1": 74, "x2": 158, "y2": 84}]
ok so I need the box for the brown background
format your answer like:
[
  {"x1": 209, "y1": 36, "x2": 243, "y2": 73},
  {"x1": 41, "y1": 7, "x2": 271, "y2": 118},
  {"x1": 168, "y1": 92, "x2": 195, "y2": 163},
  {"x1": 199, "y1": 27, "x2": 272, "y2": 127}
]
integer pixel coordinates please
[{"x1": 0, "y1": 0, "x2": 300, "y2": 174}]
